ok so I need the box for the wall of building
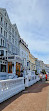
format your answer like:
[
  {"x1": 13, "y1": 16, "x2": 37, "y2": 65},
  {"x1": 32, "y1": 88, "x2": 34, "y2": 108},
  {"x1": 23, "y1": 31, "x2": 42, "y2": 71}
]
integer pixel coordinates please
[
  {"x1": 0, "y1": 8, "x2": 20, "y2": 56},
  {"x1": 20, "y1": 42, "x2": 29, "y2": 68},
  {"x1": 29, "y1": 52, "x2": 36, "y2": 71}
]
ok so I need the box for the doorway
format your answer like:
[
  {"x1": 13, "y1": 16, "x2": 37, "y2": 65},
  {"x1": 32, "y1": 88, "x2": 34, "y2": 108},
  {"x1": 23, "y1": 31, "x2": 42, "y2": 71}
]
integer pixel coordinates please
[
  {"x1": 16, "y1": 63, "x2": 20, "y2": 76},
  {"x1": 8, "y1": 62, "x2": 12, "y2": 73}
]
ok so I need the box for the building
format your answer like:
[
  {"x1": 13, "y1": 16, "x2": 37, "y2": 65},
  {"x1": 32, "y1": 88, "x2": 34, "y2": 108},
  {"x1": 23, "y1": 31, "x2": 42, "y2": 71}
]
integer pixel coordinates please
[
  {"x1": 19, "y1": 38, "x2": 29, "y2": 76},
  {"x1": 35, "y1": 59, "x2": 44, "y2": 74},
  {"x1": 29, "y1": 52, "x2": 36, "y2": 71},
  {"x1": 35, "y1": 58, "x2": 49, "y2": 74},
  {"x1": 44, "y1": 64, "x2": 49, "y2": 73},
  {"x1": 0, "y1": 8, "x2": 20, "y2": 74}
]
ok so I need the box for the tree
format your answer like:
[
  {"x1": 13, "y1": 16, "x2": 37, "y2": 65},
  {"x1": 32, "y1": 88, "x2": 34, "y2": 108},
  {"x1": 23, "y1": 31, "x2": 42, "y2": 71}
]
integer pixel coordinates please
[{"x1": 41, "y1": 69, "x2": 46, "y2": 74}]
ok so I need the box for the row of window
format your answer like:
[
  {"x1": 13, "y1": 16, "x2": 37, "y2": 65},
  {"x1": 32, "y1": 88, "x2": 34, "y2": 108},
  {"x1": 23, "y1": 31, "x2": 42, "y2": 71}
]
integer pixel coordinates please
[
  {"x1": 0, "y1": 16, "x2": 18, "y2": 36},
  {"x1": 0, "y1": 27, "x2": 18, "y2": 45},
  {"x1": 21, "y1": 50, "x2": 28, "y2": 59},
  {"x1": 0, "y1": 37, "x2": 18, "y2": 54}
]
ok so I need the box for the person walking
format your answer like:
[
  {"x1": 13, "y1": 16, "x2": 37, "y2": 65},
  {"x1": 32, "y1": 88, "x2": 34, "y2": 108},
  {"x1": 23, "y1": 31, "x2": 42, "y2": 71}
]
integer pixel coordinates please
[{"x1": 45, "y1": 74, "x2": 47, "y2": 81}]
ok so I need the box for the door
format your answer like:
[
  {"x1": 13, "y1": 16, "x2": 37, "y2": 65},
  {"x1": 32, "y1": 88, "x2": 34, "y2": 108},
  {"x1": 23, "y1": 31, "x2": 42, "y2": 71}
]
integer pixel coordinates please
[
  {"x1": 16, "y1": 63, "x2": 20, "y2": 76},
  {"x1": 8, "y1": 62, "x2": 12, "y2": 73}
]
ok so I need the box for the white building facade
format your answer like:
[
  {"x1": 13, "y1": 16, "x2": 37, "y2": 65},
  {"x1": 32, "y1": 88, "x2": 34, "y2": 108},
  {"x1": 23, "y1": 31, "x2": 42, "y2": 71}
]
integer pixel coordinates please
[
  {"x1": 35, "y1": 59, "x2": 44, "y2": 74},
  {"x1": 19, "y1": 38, "x2": 29, "y2": 76},
  {"x1": 0, "y1": 8, "x2": 20, "y2": 72}
]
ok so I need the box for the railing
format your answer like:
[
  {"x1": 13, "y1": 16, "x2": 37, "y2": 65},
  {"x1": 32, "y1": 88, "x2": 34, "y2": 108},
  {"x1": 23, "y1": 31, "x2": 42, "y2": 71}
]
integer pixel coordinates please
[
  {"x1": 0, "y1": 72, "x2": 16, "y2": 80},
  {"x1": 0, "y1": 77, "x2": 25, "y2": 103},
  {"x1": 25, "y1": 72, "x2": 40, "y2": 87},
  {"x1": 25, "y1": 74, "x2": 35, "y2": 87}
]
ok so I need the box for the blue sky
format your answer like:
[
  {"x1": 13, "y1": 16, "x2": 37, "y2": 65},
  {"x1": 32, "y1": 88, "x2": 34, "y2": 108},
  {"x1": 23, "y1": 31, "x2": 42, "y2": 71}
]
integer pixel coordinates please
[{"x1": 0, "y1": 0, "x2": 49, "y2": 64}]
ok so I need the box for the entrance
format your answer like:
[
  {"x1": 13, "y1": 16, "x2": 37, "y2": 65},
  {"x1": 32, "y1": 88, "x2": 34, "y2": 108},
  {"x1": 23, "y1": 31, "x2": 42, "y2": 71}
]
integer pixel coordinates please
[
  {"x1": 8, "y1": 62, "x2": 12, "y2": 73},
  {"x1": 16, "y1": 63, "x2": 20, "y2": 76}
]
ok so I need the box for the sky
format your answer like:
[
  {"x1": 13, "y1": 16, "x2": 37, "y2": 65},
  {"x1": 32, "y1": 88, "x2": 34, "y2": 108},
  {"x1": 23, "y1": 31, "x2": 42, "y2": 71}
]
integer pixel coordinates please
[{"x1": 0, "y1": 0, "x2": 49, "y2": 64}]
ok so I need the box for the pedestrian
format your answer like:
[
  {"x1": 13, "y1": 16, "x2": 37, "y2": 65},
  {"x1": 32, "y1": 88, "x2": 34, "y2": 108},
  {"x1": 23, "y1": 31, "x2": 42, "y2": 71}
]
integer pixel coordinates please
[{"x1": 46, "y1": 74, "x2": 47, "y2": 81}]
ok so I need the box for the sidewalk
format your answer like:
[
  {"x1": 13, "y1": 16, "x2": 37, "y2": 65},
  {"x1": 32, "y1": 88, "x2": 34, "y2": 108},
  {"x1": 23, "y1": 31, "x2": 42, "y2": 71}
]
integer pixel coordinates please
[
  {"x1": 0, "y1": 80, "x2": 48, "y2": 111},
  {"x1": 46, "y1": 80, "x2": 49, "y2": 111}
]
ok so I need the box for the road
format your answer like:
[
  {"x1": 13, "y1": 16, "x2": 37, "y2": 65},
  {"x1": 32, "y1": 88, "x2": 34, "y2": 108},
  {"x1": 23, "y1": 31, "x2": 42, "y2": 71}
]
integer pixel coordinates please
[{"x1": 0, "y1": 80, "x2": 49, "y2": 111}]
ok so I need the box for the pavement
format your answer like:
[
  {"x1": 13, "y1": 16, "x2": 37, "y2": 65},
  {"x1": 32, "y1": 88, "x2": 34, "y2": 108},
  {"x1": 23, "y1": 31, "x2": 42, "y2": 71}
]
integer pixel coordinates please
[
  {"x1": 0, "y1": 79, "x2": 49, "y2": 111},
  {"x1": 46, "y1": 79, "x2": 49, "y2": 111}
]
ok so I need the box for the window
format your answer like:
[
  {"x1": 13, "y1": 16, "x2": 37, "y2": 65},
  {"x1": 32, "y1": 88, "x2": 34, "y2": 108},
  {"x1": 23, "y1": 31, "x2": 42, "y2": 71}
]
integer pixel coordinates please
[
  {"x1": 4, "y1": 30, "x2": 5, "y2": 36},
  {"x1": 5, "y1": 12, "x2": 6, "y2": 16},
  {"x1": 34, "y1": 66, "x2": 35, "y2": 70},
  {"x1": 27, "y1": 55, "x2": 28, "y2": 59},
  {"x1": 12, "y1": 28, "x2": 14, "y2": 34},
  {"x1": 27, "y1": 62, "x2": 29, "y2": 66},
  {"x1": 15, "y1": 41, "x2": 16, "y2": 45},
  {"x1": 6, "y1": 32, "x2": 7, "y2": 38},
  {"x1": 22, "y1": 51, "x2": 23, "y2": 56},
  {"x1": 1, "y1": 38, "x2": 2, "y2": 46},
  {"x1": 6, "y1": 51, "x2": 7, "y2": 56},
  {"x1": 15, "y1": 32, "x2": 16, "y2": 36},
  {"x1": 1, "y1": 28, "x2": 2, "y2": 34},
  {"x1": 1, "y1": 17, "x2": 2, "y2": 22},
  {"x1": 1, "y1": 50, "x2": 4, "y2": 56},
  {"x1": 8, "y1": 44, "x2": 9, "y2": 49},
  {"x1": 3, "y1": 40, "x2": 4, "y2": 46},
  {"x1": 4, "y1": 21, "x2": 5, "y2": 26},
  {"x1": 9, "y1": 25, "x2": 11, "y2": 31},
  {"x1": 6, "y1": 23, "x2": 7, "y2": 27},
  {"x1": 12, "y1": 38, "x2": 14, "y2": 44}
]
